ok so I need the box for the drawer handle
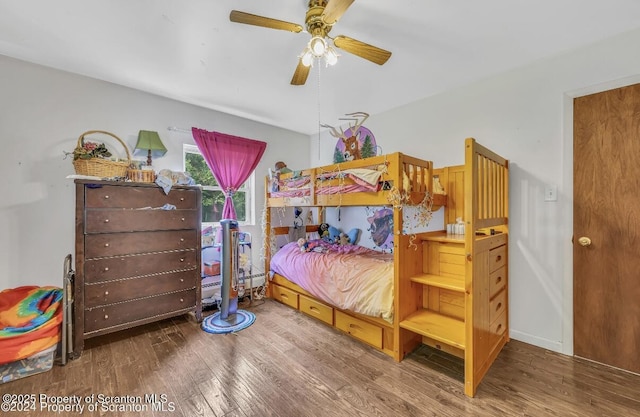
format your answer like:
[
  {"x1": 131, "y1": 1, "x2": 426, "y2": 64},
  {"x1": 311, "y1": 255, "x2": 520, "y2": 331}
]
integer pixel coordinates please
[
  {"x1": 104, "y1": 267, "x2": 109, "y2": 272},
  {"x1": 104, "y1": 291, "x2": 109, "y2": 296},
  {"x1": 104, "y1": 219, "x2": 109, "y2": 223},
  {"x1": 349, "y1": 323, "x2": 362, "y2": 330},
  {"x1": 180, "y1": 258, "x2": 185, "y2": 262},
  {"x1": 104, "y1": 315, "x2": 109, "y2": 320},
  {"x1": 496, "y1": 324, "x2": 502, "y2": 333},
  {"x1": 181, "y1": 217, "x2": 185, "y2": 222},
  {"x1": 104, "y1": 195, "x2": 109, "y2": 199},
  {"x1": 104, "y1": 243, "x2": 110, "y2": 247},
  {"x1": 180, "y1": 197, "x2": 185, "y2": 201},
  {"x1": 180, "y1": 298, "x2": 184, "y2": 303},
  {"x1": 495, "y1": 276, "x2": 502, "y2": 284},
  {"x1": 310, "y1": 306, "x2": 319, "y2": 312},
  {"x1": 180, "y1": 278, "x2": 184, "y2": 282},
  {"x1": 180, "y1": 238, "x2": 184, "y2": 242},
  {"x1": 281, "y1": 293, "x2": 289, "y2": 300},
  {"x1": 496, "y1": 302, "x2": 502, "y2": 311},
  {"x1": 495, "y1": 255, "x2": 502, "y2": 262}
]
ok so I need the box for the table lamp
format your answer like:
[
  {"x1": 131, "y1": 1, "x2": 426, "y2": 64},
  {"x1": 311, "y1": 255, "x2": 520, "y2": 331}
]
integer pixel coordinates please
[{"x1": 134, "y1": 130, "x2": 167, "y2": 167}]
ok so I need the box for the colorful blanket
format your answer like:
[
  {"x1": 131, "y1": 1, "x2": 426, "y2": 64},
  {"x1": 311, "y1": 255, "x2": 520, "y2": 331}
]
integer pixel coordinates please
[
  {"x1": 270, "y1": 241, "x2": 394, "y2": 323},
  {"x1": 0, "y1": 286, "x2": 63, "y2": 365}
]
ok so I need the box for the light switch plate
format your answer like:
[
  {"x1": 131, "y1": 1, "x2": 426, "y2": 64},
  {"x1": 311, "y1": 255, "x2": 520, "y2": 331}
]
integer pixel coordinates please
[{"x1": 544, "y1": 185, "x2": 557, "y2": 202}]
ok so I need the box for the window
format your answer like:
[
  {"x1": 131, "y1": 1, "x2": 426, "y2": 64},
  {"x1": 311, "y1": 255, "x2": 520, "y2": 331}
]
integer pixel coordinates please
[{"x1": 183, "y1": 144, "x2": 254, "y2": 225}]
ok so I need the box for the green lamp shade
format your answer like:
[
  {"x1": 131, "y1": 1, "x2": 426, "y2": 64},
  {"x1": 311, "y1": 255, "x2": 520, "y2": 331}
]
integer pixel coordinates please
[{"x1": 133, "y1": 130, "x2": 167, "y2": 166}]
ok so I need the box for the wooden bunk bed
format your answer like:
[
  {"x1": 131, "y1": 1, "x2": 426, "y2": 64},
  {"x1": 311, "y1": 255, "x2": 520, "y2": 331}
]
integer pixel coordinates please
[{"x1": 264, "y1": 138, "x2": 509, "y2": 397}]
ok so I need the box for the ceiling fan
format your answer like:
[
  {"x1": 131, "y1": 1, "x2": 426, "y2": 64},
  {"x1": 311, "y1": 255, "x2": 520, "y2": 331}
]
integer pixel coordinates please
[{"x1": 230, "y1": 0, "x2": 392, "y2": 86}]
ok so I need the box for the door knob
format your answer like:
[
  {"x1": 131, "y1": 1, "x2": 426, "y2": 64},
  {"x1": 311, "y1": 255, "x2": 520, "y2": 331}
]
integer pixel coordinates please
[{"x1": 578, "y1": 237, "x2": 592, "y2": 246}]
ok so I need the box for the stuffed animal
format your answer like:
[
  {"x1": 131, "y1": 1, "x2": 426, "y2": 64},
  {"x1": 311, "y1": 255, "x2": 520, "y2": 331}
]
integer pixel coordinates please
[
  {"x1": 328, "y1": 226, "x2": 360, "y2": 245},
  {"x1": 297, "y1": 238, "x2": 325, "y2": 253},
  {"x1": 275, "y1": 161, "x2": 292, "y2": 174},
  {"x1": 318, "y1": 223, "x2": 331, "y2": 241}
]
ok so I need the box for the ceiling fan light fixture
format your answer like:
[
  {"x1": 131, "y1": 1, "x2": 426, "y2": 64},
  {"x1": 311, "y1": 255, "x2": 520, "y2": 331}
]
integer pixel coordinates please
[
  {"x1": 309, "y1": 36, "x2": 327, "y2": 57},
  {"x1": 301, "y1": 48, "x2": 314, "y2": 67},
  {"x1": 324, "y1": 46, "x2": 339, "y2": 66}
]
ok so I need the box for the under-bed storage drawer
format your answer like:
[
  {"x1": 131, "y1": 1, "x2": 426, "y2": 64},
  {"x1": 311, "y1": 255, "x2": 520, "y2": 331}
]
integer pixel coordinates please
[
  {"x1": 299, "y1": 295, "x2": 333, "y2": 325},
  {"x1": 271, "y1": 285, "x2": 299, "y2": 309},
  {"x1": 335, "y1": 310, "x2": 382, "y2": 349}
]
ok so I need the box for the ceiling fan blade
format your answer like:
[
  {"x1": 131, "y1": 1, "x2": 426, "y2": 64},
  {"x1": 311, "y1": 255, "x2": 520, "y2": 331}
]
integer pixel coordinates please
[
  {"x1": 333, "y1": 35, "x2": 392, "y2": 65},
  {"x1": 230, "y1": 10, "x2": 303, "y2": 33},
  {"x1": 291, "y1": 59, "x2": 311, "y2": 86},
  {"x1": 322, "y1": 0, "x2": 355, "y2": 25}
]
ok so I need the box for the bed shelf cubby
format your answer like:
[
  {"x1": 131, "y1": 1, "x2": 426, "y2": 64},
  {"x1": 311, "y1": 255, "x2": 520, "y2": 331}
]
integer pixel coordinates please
[
  {"x1": 409, "y1": 274, "x2": 465, "y2": 292},
  {"x1": 399, "y1": 310, "x2": 466, "y2": 350}
]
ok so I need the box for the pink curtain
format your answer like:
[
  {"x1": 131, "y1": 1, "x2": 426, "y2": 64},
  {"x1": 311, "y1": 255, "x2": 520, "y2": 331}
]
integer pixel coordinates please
[{"x1": 192, "y1": 128, "x2": 267, "y2": 220}]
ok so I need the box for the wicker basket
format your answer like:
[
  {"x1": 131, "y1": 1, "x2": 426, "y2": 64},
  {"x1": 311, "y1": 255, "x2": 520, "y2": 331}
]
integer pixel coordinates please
[
  {"x1": 72, "y1": 130, "x2": 131, "y2": 177},
  {"x1": 126, "y1": 169, "x2": 156, "y2": 183}
]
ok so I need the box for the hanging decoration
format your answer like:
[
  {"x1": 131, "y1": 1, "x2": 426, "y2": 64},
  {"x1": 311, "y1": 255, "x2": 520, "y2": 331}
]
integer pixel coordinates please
[
  {"x1": 321, "y1": 112, "x2": 377, "y2": 163},
  {"x1": 367, "y1": 207, "x2": 394, "y2": 252}
]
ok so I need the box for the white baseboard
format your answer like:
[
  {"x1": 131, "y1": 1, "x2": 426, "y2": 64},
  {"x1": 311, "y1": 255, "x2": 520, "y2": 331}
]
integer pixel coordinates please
[{"x1": 509, "y1": 330, "x2": 564, "y2": 353}]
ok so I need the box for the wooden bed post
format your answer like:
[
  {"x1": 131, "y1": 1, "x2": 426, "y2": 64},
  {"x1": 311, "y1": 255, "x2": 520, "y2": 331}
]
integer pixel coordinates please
[
  {"x1": 264, "y1": 175, "x2": 273, "y2": 297},
  {"x1": 463, "y1": 137, "x2": 510, "y2": 397},
  {"x1": 464, "y1": 138, "x2": 478, "y2": 397}
]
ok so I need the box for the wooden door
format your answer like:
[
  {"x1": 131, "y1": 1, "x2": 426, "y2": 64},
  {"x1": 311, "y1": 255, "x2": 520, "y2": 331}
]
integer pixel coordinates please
[{"x1": 574, "y1": 84, "x2": 640, "y2": 373}]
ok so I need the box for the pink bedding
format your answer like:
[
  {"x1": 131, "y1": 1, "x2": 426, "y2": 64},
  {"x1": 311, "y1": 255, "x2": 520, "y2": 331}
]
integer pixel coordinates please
[
  {"x1": 270, "y1": 241, "x2": 394, "y2": 322},
  {"x1": 270, "y1": 188, "x2": 311, "y2": 198},
  {"x1": 315, "y1": 184, "x2": 374, "y2": 194}
]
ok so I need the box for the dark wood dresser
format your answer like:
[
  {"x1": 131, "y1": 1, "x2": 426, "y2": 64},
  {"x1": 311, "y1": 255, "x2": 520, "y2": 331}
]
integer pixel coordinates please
[{"x1": 73, "y1": 180, "x2": 202, "y2": 356}]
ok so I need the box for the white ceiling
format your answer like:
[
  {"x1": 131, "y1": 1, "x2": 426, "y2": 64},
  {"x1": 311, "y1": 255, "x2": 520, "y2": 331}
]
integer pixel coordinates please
[{"x1": 2, "y1": 0, "x2": 640, "y2": 135}]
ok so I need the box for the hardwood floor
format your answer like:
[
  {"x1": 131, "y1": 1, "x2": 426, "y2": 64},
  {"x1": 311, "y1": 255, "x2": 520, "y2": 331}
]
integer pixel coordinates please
[{"x1": 2, "y1": 299, "x2": 640, "y2": 417}]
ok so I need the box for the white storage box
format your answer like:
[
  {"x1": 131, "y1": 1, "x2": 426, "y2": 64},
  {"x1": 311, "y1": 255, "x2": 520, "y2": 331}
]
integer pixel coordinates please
[{"x1": 1, "y1": 345, "x2": 56, "y2": 384}]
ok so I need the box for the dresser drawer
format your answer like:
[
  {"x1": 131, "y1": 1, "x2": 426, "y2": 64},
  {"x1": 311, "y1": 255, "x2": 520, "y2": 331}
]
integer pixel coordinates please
[
  {"x1": 85, "y1": 184, "x2": 198, "y2": 209},
  {"x1": 271, "y1": 285, "x2": 299, "y2": 309},
  {"x1": 489, "y1": 245, "x2": 506, "y2": 273},
  {"x1": 85, "y1": 209, "x2": 198, "y2": 233},
  {"x1": 489, "y1": 310, "x2": 507, "y2": 349},
  {"x1": 85, "y1": 230, "x2": 199, "y2": 258},
  {"x1": 84, "y1": 289, "x2": 196, "y2": 334},
  {"x1": 489, "y1": 266, "x2": 507, "y2": 299},
  {"x1": 299, "y1": 295, "x2": 333, "y2": 326},
  {"x1": 84, "y1": 270, "x2": 197, "y2": 307},
  {"x1": 335, "y1": 310, "x2": 382, "y2": 349},
  {"x1": 489, "y1": 288, "x2": 507, "y2": 324},
  {"x1": 84, "y1": 250, "x2": 197, "y2": 283}
]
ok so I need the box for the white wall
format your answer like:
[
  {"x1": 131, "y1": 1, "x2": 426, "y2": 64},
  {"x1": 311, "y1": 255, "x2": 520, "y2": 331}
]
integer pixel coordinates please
[
  {"x1": 0, "y1": 55, "x2": 309, "y2": 290},
  {"x1": 311, "y1": 27, "x2": 640, "y2": 354}
]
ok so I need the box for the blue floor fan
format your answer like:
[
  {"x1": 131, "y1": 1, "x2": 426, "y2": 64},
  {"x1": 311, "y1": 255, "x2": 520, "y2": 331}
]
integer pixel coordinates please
[{"x1": 202, "y1": 219, "x2": 256, "y2": 334}]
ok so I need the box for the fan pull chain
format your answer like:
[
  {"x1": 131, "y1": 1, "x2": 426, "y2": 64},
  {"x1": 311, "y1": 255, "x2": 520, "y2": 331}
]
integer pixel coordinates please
[{"x1": 317, "y1": 57, "x2": 321, "y2": 160}]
